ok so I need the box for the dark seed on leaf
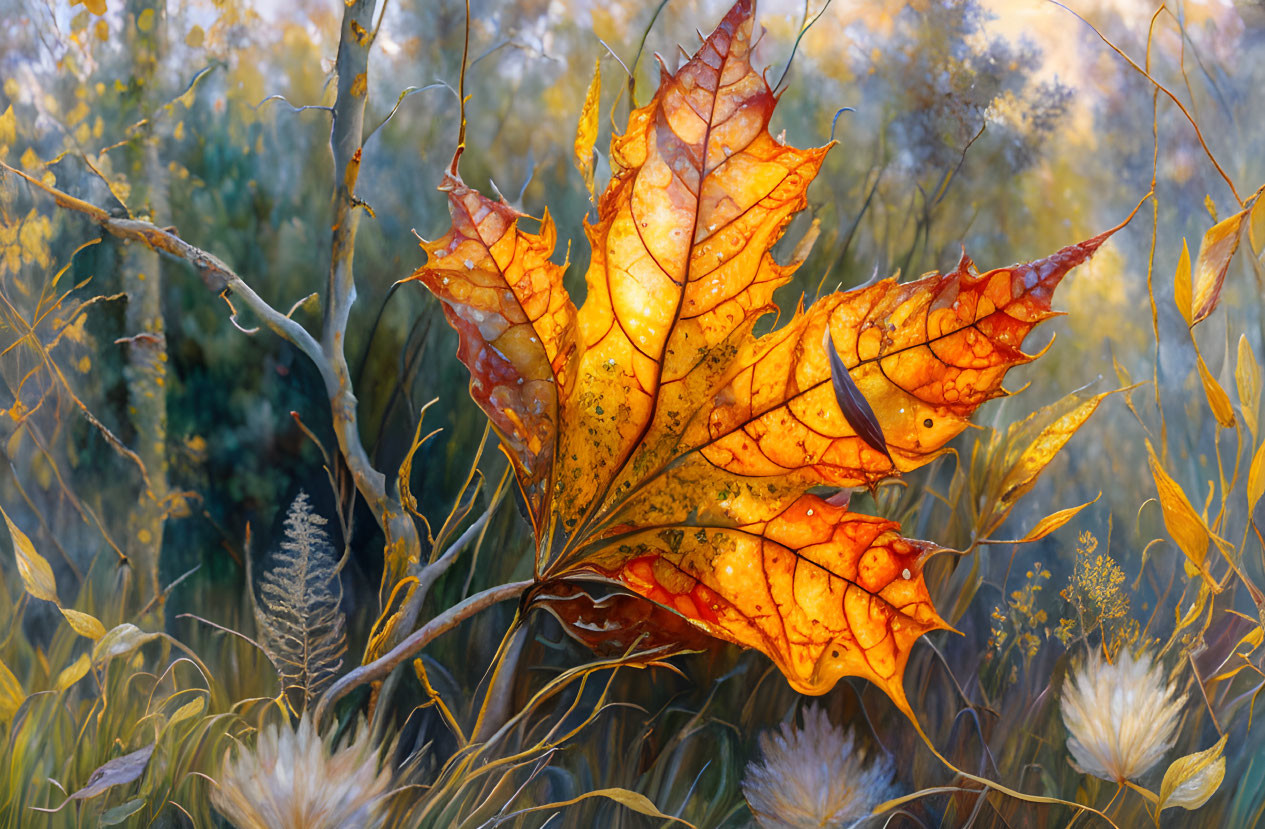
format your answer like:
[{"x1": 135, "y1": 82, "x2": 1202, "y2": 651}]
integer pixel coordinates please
[{"x1": 826, "y1": 330, "x2": 893, "y2": 465}]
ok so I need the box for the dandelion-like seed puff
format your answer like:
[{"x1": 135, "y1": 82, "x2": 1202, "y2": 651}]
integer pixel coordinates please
[
  {"x1": 742, "y1": 704, "x2": 896, "y2": 829},
  {"x1": 211, "y1": 714, "x2": 391, "y2": 829},
  {"x1": 1060, "y1": 648, "x2": 1185, "y2": 782}
]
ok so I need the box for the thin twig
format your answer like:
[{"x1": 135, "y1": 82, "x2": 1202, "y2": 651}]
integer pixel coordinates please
[
  {"x1": 1049, "y1": 0, "x2": 1242, "y2": 206},
  {"x1": 314, "y1": 579, "x2": 533, "y2": 725},
  {"x1": 0, "y1": 159, "x2": 332, "y2": 388}
]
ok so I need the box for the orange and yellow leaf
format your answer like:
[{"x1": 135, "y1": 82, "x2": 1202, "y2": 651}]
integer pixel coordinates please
[
  {"x1": 413, "y1": 0, "x2": 1118, "y2": 713},
  {"x1": 411, "y1": 177, "x2": 577, "y2": 531}
]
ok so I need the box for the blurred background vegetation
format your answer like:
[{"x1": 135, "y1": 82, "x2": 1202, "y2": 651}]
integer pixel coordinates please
[{"x1": 1, "y1": 0, "x2": 1263, "y2": 825}]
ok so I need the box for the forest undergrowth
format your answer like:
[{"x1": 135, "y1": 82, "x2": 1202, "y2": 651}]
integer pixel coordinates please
[{"x1": 1, "y1": 0, "x2": 1264, "y2": 826}]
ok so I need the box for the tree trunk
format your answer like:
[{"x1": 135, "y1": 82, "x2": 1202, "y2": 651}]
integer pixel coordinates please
[{"x1": 122, "y1": 0, "x2": 169, "y2": 614}]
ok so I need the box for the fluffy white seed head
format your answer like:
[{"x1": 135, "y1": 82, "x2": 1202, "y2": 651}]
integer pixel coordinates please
[
  {"x1": 1060, "y1": 648, "x2": 1185, "y2": 782},
  {"x1": 211, "y1": 713, "x2": 391, "y2": 829},
  {"x1": 742, "y1": 704, "x2": 896, "y2": 829}
]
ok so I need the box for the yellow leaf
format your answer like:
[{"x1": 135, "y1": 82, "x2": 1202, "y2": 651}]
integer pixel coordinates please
[
  {"x1": 573, "y1": 59, "x2": 601, "y2": 199},
  {"x1": 66, "y1": 101, "x2": 89, "y2": 126},
  {"x1": 185, "y1": 25, "x2": 205, "y2": 48},
  {"x1": 1146, "y1": 442, "x2": 1214, "y2": 587},
  {"x1": 1191, "y1": 210, "x2": 1245, "y2": 326},
  {"x1": 1250, "y1": 189, "x2": 1265, "y2": 256},
  {"x1": 0, "y1": 657, "x2": 23, "y2": 719},
  {"x1": 166, "y1": 696, "x2": 205, "y2": 730},
  {"x1": 1248, "y1": 440, "x2": 1265, "y2": 517},
  {"x1": 1015, "y1": 495, "x2": 1101, "y2": 543},
  {"x1": 92, "y1": 623, "x2": 161, "y2": 664},
  {"x1": 501, "y1": 787, "x2": 694, "y2": 826},
  {"x1": 1238, "y1": 334, "x2": 1261, "y2": 441},
  {"x1": 1159, "y1": 734, "x2": 1226, "y2": 811},
  {"x1": 136, "y1": 8, "x2": 155, "y2": 32},
  {"x1": 76, "y1": 0, "x2": 107, "y2": 15},
  {"x1": 1173, "y1": 238, "x2": 1192, "y2": 327},
  {"x1": 1195, "y1": 348, "x2": 1235, "y2": 428},
  {"x1": 55, "y1": 653, "x2": 91, "y2": 692},
  {"x1": 95, "y1": 19, "x2": 109, "y2": 41},
  {"x1": 1173, "y1": 582, "x2": 1210, "y2": 634},
  {"x1": 0, "y1": 105, "x2": 15, "y2": 152},
  {"x1": 979, "y1": 389, "x2": 1121, "y2": 537},
  {"x1": 1, "y1": 505, "x2": 59, "y2": 603},
  {"x1": 61, "y1": 607, "x2": 106, "y2": 639}
]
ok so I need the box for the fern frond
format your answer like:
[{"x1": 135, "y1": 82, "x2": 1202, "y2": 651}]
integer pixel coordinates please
[{"x1": 257, "y1": 491, "x2": 348, "y2": 712}]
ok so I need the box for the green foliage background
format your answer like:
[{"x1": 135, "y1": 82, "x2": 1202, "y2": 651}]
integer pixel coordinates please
[{"x1": 1, "y1": 0, "x2": 1263, "y2": 825}]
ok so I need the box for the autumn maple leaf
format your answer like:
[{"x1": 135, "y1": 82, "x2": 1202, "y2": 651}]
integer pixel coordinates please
[{"x1": 409, "y1": 0, "x2": 1116, "y2": 718}]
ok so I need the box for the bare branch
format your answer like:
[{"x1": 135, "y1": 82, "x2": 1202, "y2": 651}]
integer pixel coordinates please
[
  {"x1": 415, "y1": 508, "x2": 491, "y2": 599},
  {"x1": 314, "y1": 579, "x2": 532, "y2": 726},
  {"x1": 322, "y1": 0, "x2": 427, "y2": 642},
  {"x1": 0, "y1": 159, "x2": 334, "y2": 392}
]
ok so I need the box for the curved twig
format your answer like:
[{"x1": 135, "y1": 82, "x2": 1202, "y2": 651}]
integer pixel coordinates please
[{"x1": 314, "y1": 579, "x2": 533, "y2": 726}]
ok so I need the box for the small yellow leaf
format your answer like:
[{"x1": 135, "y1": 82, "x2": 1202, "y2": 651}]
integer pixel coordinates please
[
  {"x1": 1159, "y1": 734, "x2": 1226, "y2": 811},
  {"x1": 136, "y1": 8, "x2": 155, "y2": 32},
  {"x1": 1195, "y1": 349, "x2": 1235, "y2": 428},
  {"x1": 1238, "y1": 334, "x2": 1261, "y2": 441},
  {"x1": 0, "y1": 657, "x2": 23, "y2": 719},
  {"x1": 1, "y1": 505, "x2": 59, "y2": 603},
  {"x1": 1173, "y1": 238, "x2": 1192, "y2": 327},
  {"x1": 95, "y1": 19, "x2": 109, "y2": 41},
  {"x1": 1191, "y1": 210, "x2": 1245, "y2": 326},
  {"x1": 185, "y1": 25, "x2": 204, "y2": 48},
  {"x1": 74, "y1": 0, "x2": 107, "y2": 15},
  {"x1": 61, "y1": 607, "x2": 106, "y2": 639},
  {"x1": 980, "y1": 389, "x2": 1120, "y2": 537},
  {"x1": 0, "y1": 105, "x2": 15, "y2": 151},
  {"x1": 166, "y1": 696, "x2": 205, "y2": 731},
  {"x1": 1248, "y1": 440, "x2": 1265, "y2": 517},
  {"x1": 509, "y1": 787, "x2": 693, "y2": 826},
  {"x1": 1173, "y1": 582, "x2": 1210, "y2": 633},
  {"x1": 1248, "y1": 186, "x2": 1265, "y2": 256},
  {"x1": 573, "y1": 59, "x2": 602, "y2": 199},
  {"x1": 66, "y1": 100, "x2": 89, "y2": 126},
  {"x1": 92, "y1": 623, "x2": 161, "y2": 664},
  {"x1": 1146, "y1": 441, "x2": 1213, "y2": 586},
  {"x1": 55, "y1": 653, "x2": 91, "y2": 692},
  {"x1": 1017, "y1": 495, "x2": 1101, "y2": 543}
]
